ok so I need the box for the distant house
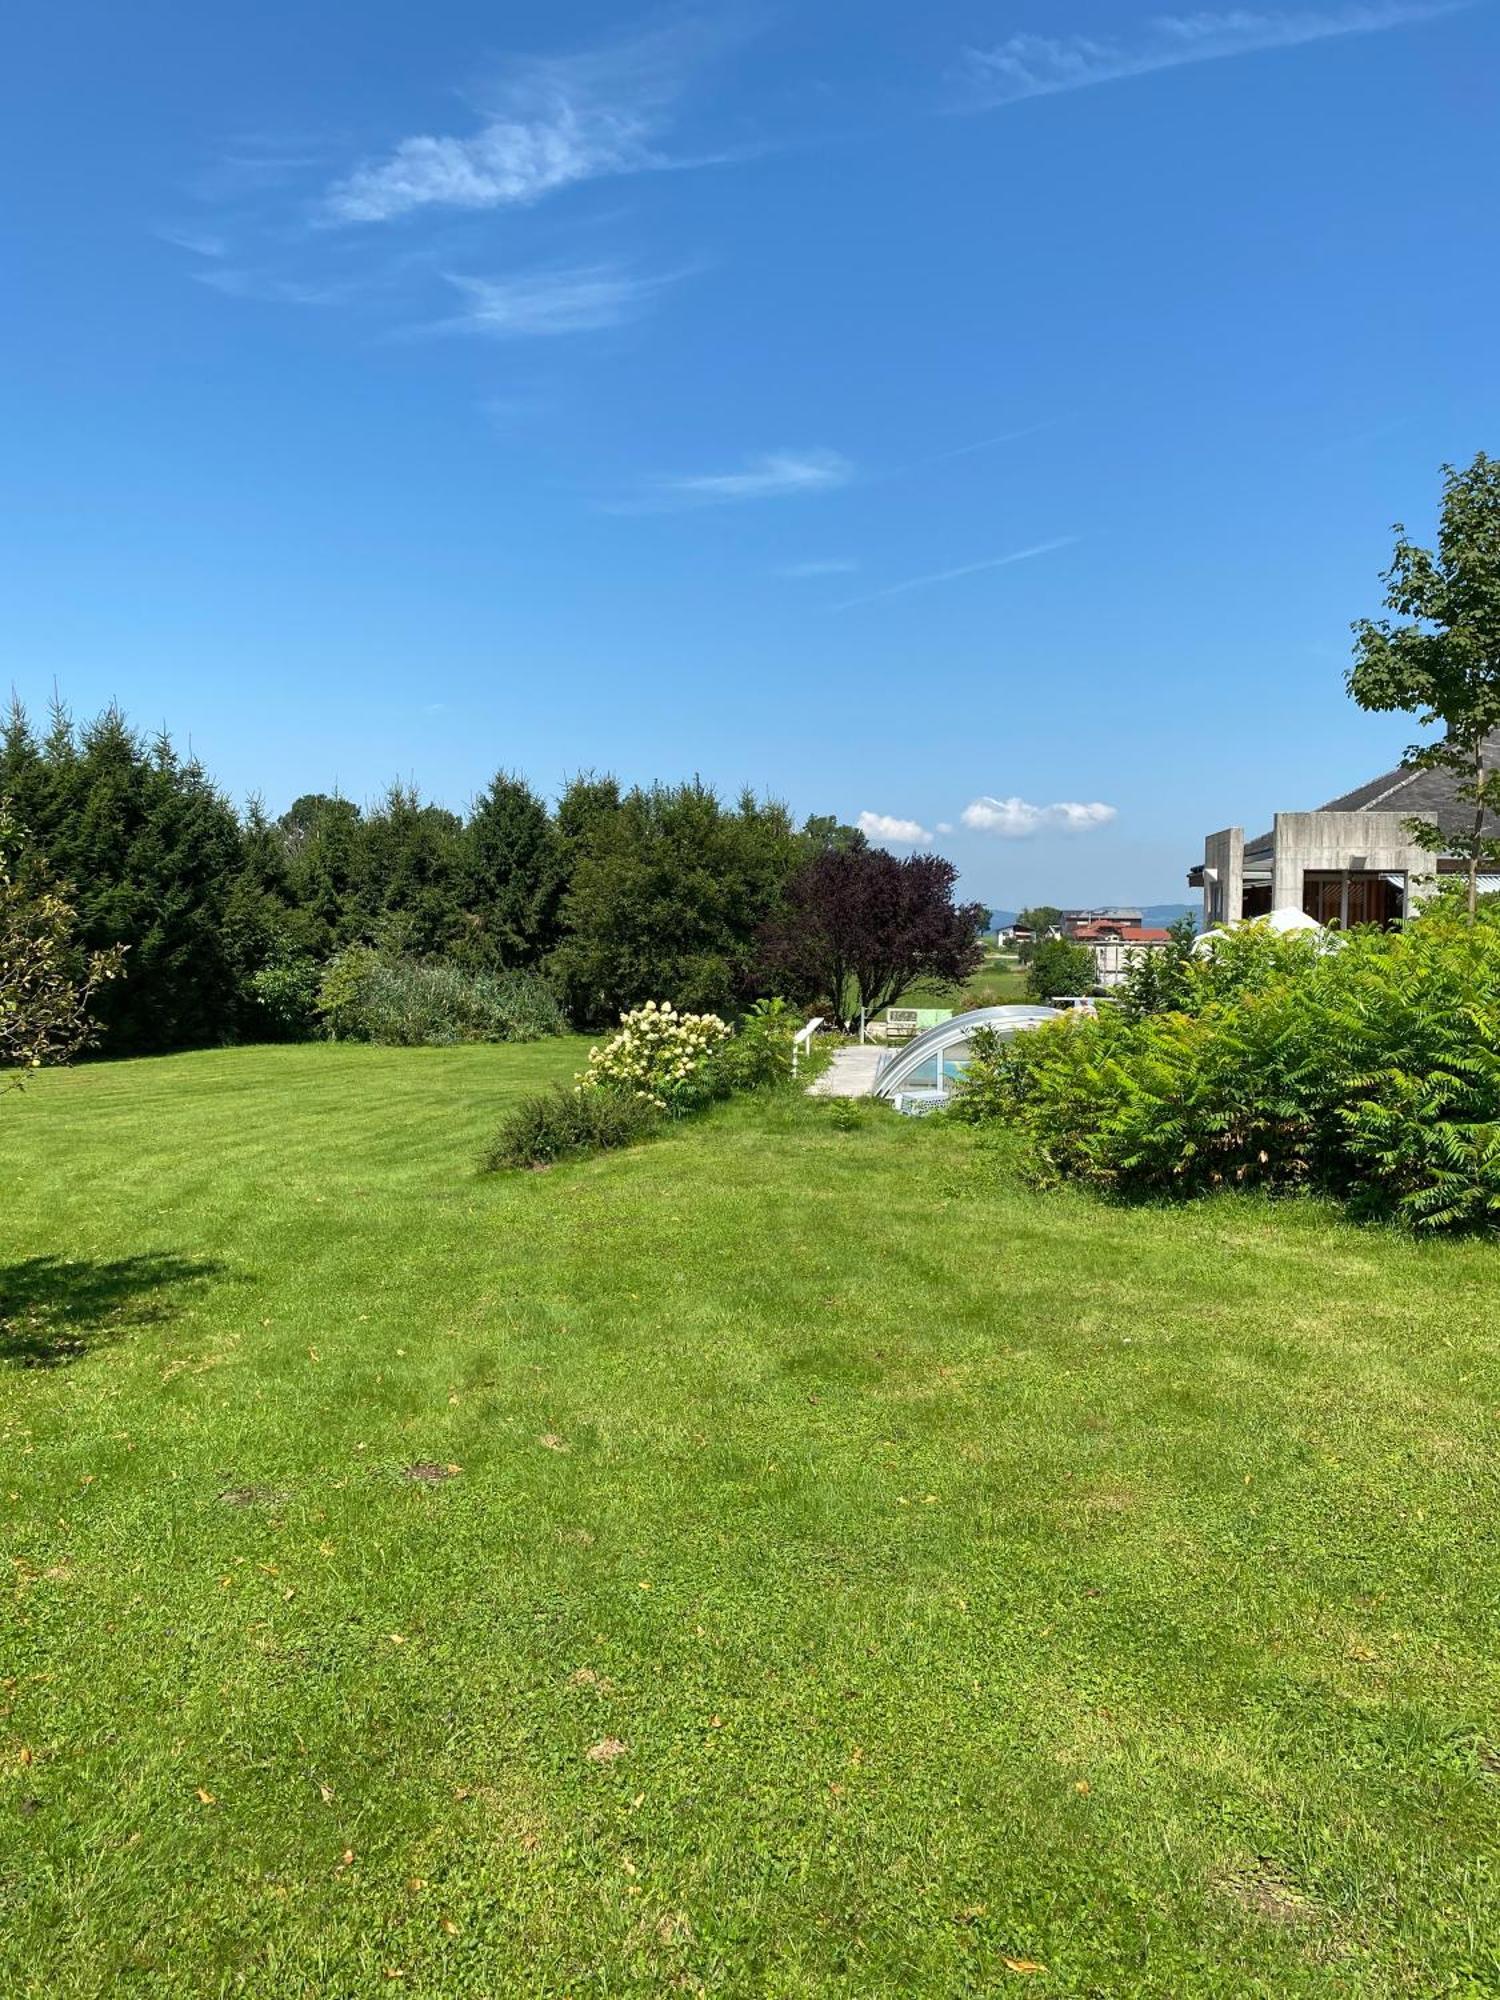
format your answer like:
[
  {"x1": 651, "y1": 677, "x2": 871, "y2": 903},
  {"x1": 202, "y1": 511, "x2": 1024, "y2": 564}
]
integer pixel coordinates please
[
  {"x1": 1060, "y1": 907, "x2": 1143, "y2": 935},
  {"x1": 1068, "y1": 919, "x2": 1173, "y2": 989},
  {"x1": 1189, "y1": 733, "x2": 1500, "y2": 929}
]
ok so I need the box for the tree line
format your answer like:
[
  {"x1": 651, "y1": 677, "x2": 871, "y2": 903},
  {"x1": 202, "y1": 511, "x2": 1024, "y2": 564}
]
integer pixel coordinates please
[{"x1": 1, "y1": 701, "x2": 985, "y2": 1056}]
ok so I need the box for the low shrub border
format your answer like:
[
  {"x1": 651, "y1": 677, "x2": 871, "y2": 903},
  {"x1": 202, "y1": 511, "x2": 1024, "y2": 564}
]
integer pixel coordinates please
[{"x1": 482, "y1": 1082, "x2": 664, "y2": 1170}]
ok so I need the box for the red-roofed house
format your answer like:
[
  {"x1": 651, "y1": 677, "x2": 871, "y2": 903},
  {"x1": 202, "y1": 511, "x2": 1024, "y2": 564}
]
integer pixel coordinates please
[{"x1": 1068, "y1": 920, "x2": 1174, "y2": 989}]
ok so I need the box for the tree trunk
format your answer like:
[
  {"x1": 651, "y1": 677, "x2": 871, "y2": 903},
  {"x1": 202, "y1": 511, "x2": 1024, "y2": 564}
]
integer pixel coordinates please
[{"x1": 1470, "y1": 739, "x2": 1484, "y2": 923}]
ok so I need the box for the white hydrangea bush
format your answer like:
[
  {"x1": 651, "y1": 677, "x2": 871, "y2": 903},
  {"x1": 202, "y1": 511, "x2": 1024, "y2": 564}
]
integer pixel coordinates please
[{"x1": 580, "y1": 1000, "x2": 732, "y2": 1111}]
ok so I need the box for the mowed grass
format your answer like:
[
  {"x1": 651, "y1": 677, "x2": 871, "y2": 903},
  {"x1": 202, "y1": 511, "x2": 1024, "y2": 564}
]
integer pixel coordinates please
[{"x1": 3, "y1": 1045, "x2": 1500, "y2": 1997}]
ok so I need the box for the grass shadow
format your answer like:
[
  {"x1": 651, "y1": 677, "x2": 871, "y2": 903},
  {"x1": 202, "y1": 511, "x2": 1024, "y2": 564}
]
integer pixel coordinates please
[{"x1": 0, "y1": 1253, "x2": 226, "y2": 1369}]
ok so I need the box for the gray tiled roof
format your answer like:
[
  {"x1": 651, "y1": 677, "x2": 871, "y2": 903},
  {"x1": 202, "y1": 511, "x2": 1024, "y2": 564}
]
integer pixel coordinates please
[
  {"x1": 1317, "y1": 730, "x2": 1500, "y2": 827},
  {"x1": 1191, "y1": 731, "x2": 1500, "y2": 884},
  {"x1": 1242, "y1": 729, "x2": 1500, "y2": 857}
]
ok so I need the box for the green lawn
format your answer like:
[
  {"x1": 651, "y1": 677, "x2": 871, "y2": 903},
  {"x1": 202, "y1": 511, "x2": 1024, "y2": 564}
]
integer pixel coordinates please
[
  {"x1": 898, "y1": 949, "x2": 1030, "y2": 1011},
  {"x1": 3, "y1": 1045, "x2": 1499, "y2": 1996}
]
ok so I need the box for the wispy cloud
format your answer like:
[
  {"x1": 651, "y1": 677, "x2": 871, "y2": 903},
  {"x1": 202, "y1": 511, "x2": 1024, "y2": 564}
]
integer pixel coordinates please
[
  {"x1": 154, "y1": 223, "x2": 229, "y2": 260},
  {"x1": 961, "y1": 797, "x2": 1118, "y2": 837},
  {"x1": 656, "y1": 450, "x2": 855, "y2": 505},
  {"x1": 439, "y1": 264, "x2": 677, "y2": 337},
  {"x1": 920, "y1": 420, "x2": 1057, "y2": 464},
  {"x1": 858, "y1": 810, "x2": 933, "y2": 847},
  {"x1": 776, "y1": 558, "x2": 860, "y2": 578},
  {"x1": 322, "y1": 22, "x2": 727, "y2": 224},
  {"x1": 194, "y1": 265, "x2": 352, "y2": 307},
  {"x1": 833, "y1": 537, "x2": 1075, "y2": 610},
  {"x1": 962, "y1": 4, "x2": 1462, "y2": 106}
]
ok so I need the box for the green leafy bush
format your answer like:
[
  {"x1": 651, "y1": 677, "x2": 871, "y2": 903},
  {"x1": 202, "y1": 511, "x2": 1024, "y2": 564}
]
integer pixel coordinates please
[
  {"x1": 483, "y1": 1082, "x2": 664, "y2": 1171},
  {"x1": 955, "y1": 903, "x2": 1500, "y2": 1231},
  {"x1": 243, "y1": 957, "x2": 321, "y2": 1041},
  {"x1": 316, "y1": 948, "x2": 565, "y2": 1046},
  {"x1": 1025, "y1": 935, "x2": 1097, "y2": 1002},
  {"x1": 703, "y1": 997, "x2": 799, "y2": 1095}
]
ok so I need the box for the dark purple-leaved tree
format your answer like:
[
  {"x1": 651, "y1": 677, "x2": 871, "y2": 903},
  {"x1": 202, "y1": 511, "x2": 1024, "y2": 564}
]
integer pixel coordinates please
[{"x1": 757, "y1": 847, "x2": 987, "y2": 1029}]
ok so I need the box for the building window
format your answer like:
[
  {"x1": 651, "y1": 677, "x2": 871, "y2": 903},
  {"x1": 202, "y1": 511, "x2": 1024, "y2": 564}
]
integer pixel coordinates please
[
  {"x1": 1241, "y1": 882, "x2": 1272, "y2": 918},
  {"x1": 1302, "y1": 871, "x2": 1405, "y2": 928}
]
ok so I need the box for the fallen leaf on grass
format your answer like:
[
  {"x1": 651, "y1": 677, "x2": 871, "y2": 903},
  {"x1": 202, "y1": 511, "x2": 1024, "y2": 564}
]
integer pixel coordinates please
[
  {"x1": 1002, "y1": 1960, "x2": 1046, "y2": 1975},
  {"x1": 195, "y1": 1788, "x2": 216, "y2": 1805}
]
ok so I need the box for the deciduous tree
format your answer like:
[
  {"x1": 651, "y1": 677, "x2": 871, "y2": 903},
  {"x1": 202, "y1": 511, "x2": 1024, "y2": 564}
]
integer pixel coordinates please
[
  {"x1": 758, "y1": 847, "x2": 986, "y2": 1029},
  {"x1": 1350, "y1": 452, "x2": 1500, "y2": 920}
]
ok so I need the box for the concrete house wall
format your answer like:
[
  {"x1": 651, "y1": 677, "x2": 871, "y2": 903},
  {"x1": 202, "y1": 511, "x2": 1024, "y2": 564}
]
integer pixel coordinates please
[{"x1": 1268, "y1": 811, "x2": 1436, "y2": 914}]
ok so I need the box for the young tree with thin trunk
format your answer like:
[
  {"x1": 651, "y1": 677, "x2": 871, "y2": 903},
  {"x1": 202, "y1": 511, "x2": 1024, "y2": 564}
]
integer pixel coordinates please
[
  {"x1": 1349, "y1": 452, "x2": 1500, "y2": 921},
  {"x1": 1, "y1": 803, "x2": 123, "y2": 1089}
]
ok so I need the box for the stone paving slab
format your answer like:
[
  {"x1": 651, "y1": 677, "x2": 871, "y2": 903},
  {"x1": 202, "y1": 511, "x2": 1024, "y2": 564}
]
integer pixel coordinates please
[{"x1": 806, "y1": 1044, "x2": 886, "y2": 1098}]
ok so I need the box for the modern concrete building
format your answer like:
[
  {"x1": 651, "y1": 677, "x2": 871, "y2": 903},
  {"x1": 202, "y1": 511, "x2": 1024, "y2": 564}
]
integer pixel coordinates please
[{"x1": 1189, "y1": 734, "x2": 1500, "y2": 928}]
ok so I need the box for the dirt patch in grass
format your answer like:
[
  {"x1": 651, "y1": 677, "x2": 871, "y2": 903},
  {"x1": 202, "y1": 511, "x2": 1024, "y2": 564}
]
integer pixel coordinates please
[
  {"x1": 403, "y1": 1461, "x2": 460, "y2": 1484},
  {"x1": 1216, "y1": 1859, "x2": 1316, "y2": 1929},
  {"x1": 569, "y1": 1667, "x2": 616, "y2": 1695},
  {"x1": 218, "y1": 1484, "x2": 292, "y2": 1508}
]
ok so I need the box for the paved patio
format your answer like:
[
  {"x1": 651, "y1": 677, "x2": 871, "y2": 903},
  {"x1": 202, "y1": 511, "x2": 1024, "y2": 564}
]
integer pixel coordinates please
[{"x1": 805, "y1": 1044, "x2": 885, "y2": 1098}]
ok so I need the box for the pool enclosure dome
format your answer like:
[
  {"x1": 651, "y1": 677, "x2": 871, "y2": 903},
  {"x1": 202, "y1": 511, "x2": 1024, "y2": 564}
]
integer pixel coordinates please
[{"x1": 873, "y1": 1004, "x2": 1063, "y2": 1107}]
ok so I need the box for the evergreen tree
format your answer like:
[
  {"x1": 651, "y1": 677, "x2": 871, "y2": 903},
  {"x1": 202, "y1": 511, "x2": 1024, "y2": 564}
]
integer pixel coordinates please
[
  {"x1": 278, "y1": 794, "x2": 365, "y2": 953},
  {"x1": 28, "y1": 708, "x2": 243, "y2": 1052},
  {"x1": 356, "y1": 783, "x2": 466, "y2": 959},
  {"x1": 460, "y1": 772, "x2": 563, "y2": 970}
]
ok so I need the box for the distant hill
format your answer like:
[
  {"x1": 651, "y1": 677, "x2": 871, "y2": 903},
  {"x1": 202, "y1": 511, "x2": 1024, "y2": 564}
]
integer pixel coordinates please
[{"x1": 987, "y1": 901, "x2": 1200, "y2": 932}]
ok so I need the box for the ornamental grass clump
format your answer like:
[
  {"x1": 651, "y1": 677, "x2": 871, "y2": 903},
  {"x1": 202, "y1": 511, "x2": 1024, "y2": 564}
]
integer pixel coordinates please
[{"x1": 580, "y1": 999, "x2": 732, "y2": 1112}]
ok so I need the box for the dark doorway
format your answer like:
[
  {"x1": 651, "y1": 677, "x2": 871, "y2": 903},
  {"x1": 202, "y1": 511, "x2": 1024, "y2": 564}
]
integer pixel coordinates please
[{"x1": 1301, "y1": 871, "x2": 1405, "y2": 929}]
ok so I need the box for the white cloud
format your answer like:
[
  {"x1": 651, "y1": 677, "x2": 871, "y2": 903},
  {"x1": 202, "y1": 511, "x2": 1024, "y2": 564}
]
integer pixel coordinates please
[
  {"x1": 961, "y1": 797, "x2": 1118, "y2": 838},
  {"x1": 776, "y1": 558, "x2": 860, "y2": 578},
  {"x1": 321, "y1": 24, "x2": 720, "y2": 223},
  {"x1": 833, "y1": 537, "x2": 1075, "y2": 610},
  {"x1": 326, "y1": 107, "x2": 649, "y2": 223},
  {"x1": 962, "y1": 4, "x2": 1462, "y2": 106},
  {"x1": 936, "y1": 821, "x2": 954, "y2": 835},
  {"x1": 660, "y1": 450, "x2": 854, "y2": 504},
  {"x1": 858, "y1": 810, "x2": 933, "y2": 847},
  {"x1": 440, "y1": 265, "x2": 674, "y2": 337}
]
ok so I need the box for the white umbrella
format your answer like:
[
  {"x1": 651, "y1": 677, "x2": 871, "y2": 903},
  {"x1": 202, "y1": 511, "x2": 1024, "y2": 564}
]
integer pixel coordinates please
[{"x1": 1192, "y1": 907, "x2": 1325, "y2": 955}]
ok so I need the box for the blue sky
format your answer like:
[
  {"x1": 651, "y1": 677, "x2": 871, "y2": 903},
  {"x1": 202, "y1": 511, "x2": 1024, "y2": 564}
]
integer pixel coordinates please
[{"x1": 4, "y1": 0, "x2": 1497, "y2": 905}]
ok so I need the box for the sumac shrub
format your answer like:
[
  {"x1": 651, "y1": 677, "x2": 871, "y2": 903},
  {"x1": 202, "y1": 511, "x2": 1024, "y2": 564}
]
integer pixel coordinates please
[{"x1": 954, "y1": 902, "x2": 1500, "y2": 1231}]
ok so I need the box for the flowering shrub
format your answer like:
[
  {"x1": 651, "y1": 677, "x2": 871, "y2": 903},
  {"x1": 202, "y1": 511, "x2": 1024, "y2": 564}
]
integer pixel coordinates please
[{"x1": 581, "y1": 999, "x2": 732, "y2": 1111}]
